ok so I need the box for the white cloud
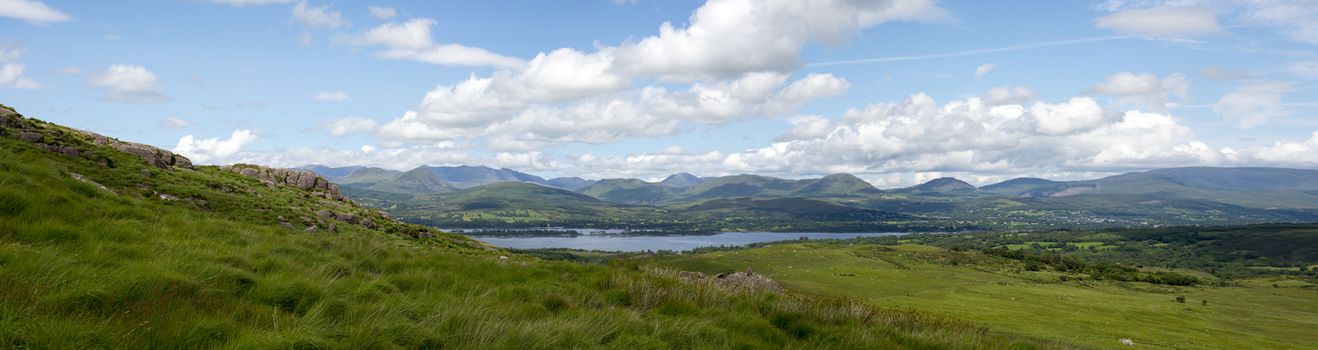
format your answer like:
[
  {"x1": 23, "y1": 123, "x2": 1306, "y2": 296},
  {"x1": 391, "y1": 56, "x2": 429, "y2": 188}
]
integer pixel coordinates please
[
  {"x1": 313, "y1": 90, "x2": 348, "y2": 101},
  {"x1": 975, "y1": 63, "x2": 995, "y2": 78},
  {"x1": 209, "y1": 0, "x2": 293, "y2": 6},
  {"x1": 360, "y1": 144, "x2": 376, "y2": 154},
  {"x1": 88, "y1": 64, "x2": 169, "y2": 103},
  {"x1": 291, "y1": 1, "x2": 344, "y2": 29},
  {"x1": 328, "y1": 117, "x2": 377, "y2": 136},
  {"x1": 1099, "y1": 1, "x2": 1318, "y2": 45},
  {"x1": 173, "y1": 129, "x2": 257, "y2": 164},
  {"x1": 612, "y1": 0, "x2": 950, "y2": 80},
  {"x1": 0, "y1": 0, "x2": 72, "y2": 24},
  {"x1": 1095, "y1": 6, "x2": 1220, "y2": 38},
  {"x1": 983, "y1": 86, "x2": 1036, "y2": 105},
  {"x1": 1091, "y1": 72, "x2": 1189, "y2": 112},
  {"x1": 367, "y1": 6, "x2": 396, "y2": 19},
  {"x1": 161, "y1": 115, "x2": 191, "y2": 129},
  {"x1": 643, "y1": 72, "x2": 850, "y2": 122},
  {"x1": 715, "y1": 92, "x2": 1219, "y2": 177},
  {"x1": 1233, "y1": 131, "x2": 1318, "y2": 166},
  {"x1": 0, "y1": 63, "x2": 41, "y2": 89},
  {"x1": 60, "y1": 66, "x2": 81, "y2": 75},
  {"x1": 345, "y1": 18, "x2": 525, "y2": 69},
  {"x1": 485, "y1": 100, "x2": 679, "y2": 151},
  {"x1": 1235, "y1": 0, "x2": 1318, "y2": 45},
  {"x1": 1213, "y1": 81, "x2": 1294, "y2": 128}
]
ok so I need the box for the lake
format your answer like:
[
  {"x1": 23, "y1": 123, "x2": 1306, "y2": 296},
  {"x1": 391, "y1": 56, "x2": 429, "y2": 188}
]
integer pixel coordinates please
[{"x1": 467, "y1": 231, "x2": 906, "y2": 252}]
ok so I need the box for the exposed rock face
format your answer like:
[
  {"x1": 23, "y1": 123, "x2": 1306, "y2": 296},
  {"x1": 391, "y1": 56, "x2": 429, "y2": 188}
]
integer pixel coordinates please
[
  {"x1": 81, "y1": 131, "x2": 192, "y2": 169},
  {"x1": 1, "y1": 105, "x2": 191, "y2": 170},
  {"x1": 222, "y1": 164, "x2": 345, "y2": 201}
]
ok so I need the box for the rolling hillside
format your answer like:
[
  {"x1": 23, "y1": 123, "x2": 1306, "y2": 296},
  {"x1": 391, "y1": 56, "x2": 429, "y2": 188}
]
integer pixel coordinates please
[{"x1": 0, "y1": 104, "x2": 1055, "y2": 349}]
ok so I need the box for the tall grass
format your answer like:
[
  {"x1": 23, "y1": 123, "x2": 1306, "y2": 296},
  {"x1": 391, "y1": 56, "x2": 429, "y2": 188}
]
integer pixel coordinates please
[{"x1": 0, "y1": 129, "x2": 1063, "y2": 349}]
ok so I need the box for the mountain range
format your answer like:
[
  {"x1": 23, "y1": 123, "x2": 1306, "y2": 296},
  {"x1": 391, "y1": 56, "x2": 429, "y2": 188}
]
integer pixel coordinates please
[{"x1": 304, "y1": 163, "x2": 1318, "y2": 231}]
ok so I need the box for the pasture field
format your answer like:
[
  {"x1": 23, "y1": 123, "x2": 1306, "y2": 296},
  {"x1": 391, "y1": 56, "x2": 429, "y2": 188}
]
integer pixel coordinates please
[{"x1": 653, "y1": 243, "x2": 1318, "y2": 349}]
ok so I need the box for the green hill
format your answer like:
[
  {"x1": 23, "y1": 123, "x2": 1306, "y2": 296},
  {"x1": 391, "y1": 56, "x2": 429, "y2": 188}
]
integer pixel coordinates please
[
  {"x1": 982, "y1": 167, "x2": 1318, "y2": 208},
  {"x1": 0, "y1": 104, "x2": 1056, "y2": 348},
  {"x1": 659, "y1": 173, "x2": 704, "y2": 188},
  {"x1": 582, "y1": 174, "x2": 883, "y2": 205},
  {"x1": 980, "y1": 177, "x2": 1059, "y2": 196},
  {"x1": 579, "y1": 178, "x2": 676, "y2": 204},
  {"x1": 896, "y1": 177, "x2": 979, "y2": 195},
  {"x1": 363, "y1": 166, "x2": 458, "y2": 194},
  {"x1": 332, "y1": 166, "x2": 402, "y2": 186}
]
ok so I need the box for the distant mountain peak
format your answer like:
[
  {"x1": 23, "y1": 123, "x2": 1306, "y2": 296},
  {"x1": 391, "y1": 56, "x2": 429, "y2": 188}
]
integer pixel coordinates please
[
  {"x1": 660, "y1": 173, "x2": 704, "y2": 188},
  {"x1": 906, "y1": 177, "x2": 977, "y2": 194}
]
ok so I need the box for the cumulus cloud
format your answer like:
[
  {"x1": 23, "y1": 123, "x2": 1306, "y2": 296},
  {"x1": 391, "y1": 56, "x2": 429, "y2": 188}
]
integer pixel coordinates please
[
  {"x1": 345, "y1": 18, "x2": 525, "y2": 69},
  {"x1": 975, "y1": 63, "x2": 995, "y2": 78},
  {"x1": 88, "y1": 64, "x2": 169, "y2": 103},
  {"x1": 1091, "y1": 72, "x2": 1189, "y2": 112},
  {"x1": 0, "y1": 63, "x2": 42, "y2": 89},
  {"x1": 484, "y1": 100, "x2": 678, "y2": 151},
  {"x1": 0, "y1": 44, "x2": 40, "y2": 88},
  {"x1": 0, "y1": 0, "x2": 71, "y2": 24},
  {"x1": 313, "y1": 90, "x2": 348, "y2": 101},
  {"x1": 291, "y1": 1, "x2": 344, "y2": 29},
  {"x1": 367, "y1": 6, "x2": 396, "y2": 19},
  {"x1": 642, "y1": 72, "x2": 850, "y2": 122},
  {"x1": 173, "y1": 129, "x2": 257, "y2": 164},
  {"x1": 1213, "y1": 81, "x2": 1294, "y2": 128},
  {"x1": 1232, "y1": 131, "x2": 1318, "y2": 166},
  {"x1": 1095, "y1": 6, "x2": 1220, "y2": 38},
  {"x1": 983, "y1": 86, "x2": 1035, "y2": 105},
  {"x1": 328, "y1": 117, "x2": 377, "y2": 136},
  {"x1": 612, "y1": 0, "x2": 950, "y2": 81},
  {"x1": 701, "y1": 91, "x2": 1223, "y2": 178}
]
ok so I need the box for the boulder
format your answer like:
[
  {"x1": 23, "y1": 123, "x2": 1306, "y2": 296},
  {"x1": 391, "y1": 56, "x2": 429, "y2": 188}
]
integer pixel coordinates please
[
  {"x1": 316, "y1": 210, "x2": 333, "y2": 219},
  {"x1": 18, "y1": 132, "x2": 43, "y2": 143},
  {"x1": 60, "y1": 146, "x2": 80, "y2": 158}
]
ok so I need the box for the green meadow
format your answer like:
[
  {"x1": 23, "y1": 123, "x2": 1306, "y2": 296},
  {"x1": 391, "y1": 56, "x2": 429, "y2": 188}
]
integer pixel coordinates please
[
  {"x1": 0, "y1": 112, "x2": 1063, "y2": 349},
  {"x1": 651, "y1": 243, "x2": 1318, "y2": 349}
]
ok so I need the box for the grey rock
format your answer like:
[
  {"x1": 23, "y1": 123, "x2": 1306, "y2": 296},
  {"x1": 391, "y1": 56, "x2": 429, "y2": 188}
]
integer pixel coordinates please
[
  {"x1": 18, "y1": 132, "x2": 43, "y2": 143},
  {"x1": 304, "y1": 225, "x2": 318, "y2": 234},
  {"x1": 316, "y1": 210, "x2": 333, "y2": 219}
]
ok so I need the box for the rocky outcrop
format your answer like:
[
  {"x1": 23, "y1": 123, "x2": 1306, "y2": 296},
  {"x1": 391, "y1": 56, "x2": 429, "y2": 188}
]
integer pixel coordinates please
[
  {"x1": 1, "y1": 105, "x2": 191, "y2": 169},
  {"x1": 78, "y1": 129, "x2": 192, "y2": 169},
  {"x1": 221, "y1": 164, "x2": 345, "y2": 201}
]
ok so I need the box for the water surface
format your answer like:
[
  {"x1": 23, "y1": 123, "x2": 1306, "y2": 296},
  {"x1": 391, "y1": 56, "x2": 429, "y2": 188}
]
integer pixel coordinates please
[{"x1": 469, "y1": 231, "x2": 905, "y2": 252}]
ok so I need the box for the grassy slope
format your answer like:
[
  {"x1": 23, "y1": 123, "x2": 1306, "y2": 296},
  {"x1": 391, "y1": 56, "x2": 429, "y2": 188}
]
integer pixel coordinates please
[
  {"x1": 0, "y1": 111, "x2": 1058, "y2": 349},
  {"x1": 652, "y1": 243, "x2": 1318, "y2": 349}
]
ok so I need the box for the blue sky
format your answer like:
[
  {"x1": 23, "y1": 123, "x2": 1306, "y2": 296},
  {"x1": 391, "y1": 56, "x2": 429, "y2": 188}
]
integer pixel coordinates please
[{"x1": 1, "y1": 0, "x2": 1316, "y2": 186}]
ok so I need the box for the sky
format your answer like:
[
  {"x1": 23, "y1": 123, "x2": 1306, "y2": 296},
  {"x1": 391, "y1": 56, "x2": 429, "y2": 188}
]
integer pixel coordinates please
[{"x1": 2, "y1": 0, "x2": 1317, "y2": 187}]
